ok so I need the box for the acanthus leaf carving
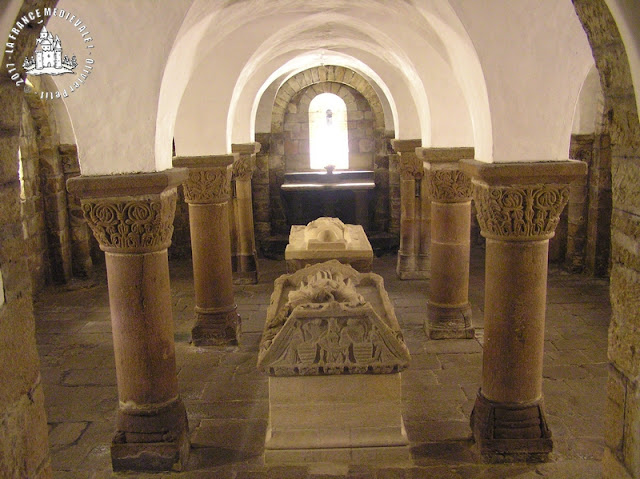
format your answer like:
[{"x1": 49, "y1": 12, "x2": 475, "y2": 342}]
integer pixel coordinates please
[
  {"x1": 232, "y1": 155, "x2": 255, "y2": 181},
  {"x1": 398, "y1": 153, "x2": 424, "y2": 180},
  {"x1": 473, "y1": 182, "x2": 569, "y2": 240},
  {"x1": 183, "y1": 167, "x2": 231, "y2": 204},
  {"x1": 429, "y1": 168, "x2": 472, "y2": 202},
  {"x1": 82, "y1": 190, "x2": 177, "y2": 253}
]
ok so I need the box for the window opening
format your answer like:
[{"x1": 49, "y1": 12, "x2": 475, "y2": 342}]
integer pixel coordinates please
[{"x1": 309, "y1": 93, "x2": 349, "y2": 170}]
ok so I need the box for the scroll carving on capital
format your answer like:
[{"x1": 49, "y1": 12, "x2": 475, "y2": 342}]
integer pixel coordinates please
[
  {"x1": 81, "y1": 190, "x2": 177, "y2": 253},
  {"x1": 398, "y1": 153, "x2": 424, "y2": 180},
  {"x1": 429, "y1": 169, "x2": 472, "y2": 202},
  {"x1": 183, "y1": 167, "x2": 231, "y2": 204},
  {"x1": 473, "y1": 182, "x2": 570, "y2": 240},
  {"x1": 232, "y1": 155, "x2": 255, "y2": 181},
  {"x1": 258, "y1": 260, "x2": 410, "y2": 376}
]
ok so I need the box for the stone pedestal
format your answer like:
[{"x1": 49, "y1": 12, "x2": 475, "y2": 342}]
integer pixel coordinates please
[
  {"x1": 460, "y1": 159, "x2": 587, "y2": 462},
  {"x1": 174, "y1": 156, "x2": 240, "y2": 346},
  {"x1": 231, "y1": 143, "x2": 260, "y2": 284},
  {"x1": 67, "y1": 171, "x2": 190, "y2": 472},
  {"x1": 420, "y1": 150, "x2": 474, "y2": 339},
  {"x1": 284, "y1": 217, "x2": 373, "y2": 272},
  {"x1": 391, "y1": 139, "x2": 428, "y2": 279},
  {"x1": 258, "y1": 260, "x2": 411, "y2": 464}
]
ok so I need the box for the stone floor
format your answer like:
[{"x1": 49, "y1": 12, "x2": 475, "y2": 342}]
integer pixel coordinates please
[{"x1": 34, "y1": 246, "x2": 611, "y2": 478}]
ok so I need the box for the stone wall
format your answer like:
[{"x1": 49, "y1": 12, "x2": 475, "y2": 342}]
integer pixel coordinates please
[
  {"x1": 254, "y1": 66, "x2": 392, "y2": 253},
  {"x1": 573, "y1": 1, "x2": 640, "y2": 478},
  {"x1": 0, "y1": 3, "x2": 56, "y2": 477},
  {"x1": 19, "y1": 99, "x2": 49, "y2": 293}
]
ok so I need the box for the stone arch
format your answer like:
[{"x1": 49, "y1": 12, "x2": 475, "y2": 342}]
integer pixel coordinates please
[
  {"x1": 279, "y1": 81, "x2": 379, "y2": 172},
  {"x1": 270, "y1": 65, "x2": 385, "y2": 134},
  {"x1": 0, "y1": 2, "x2": 58, "y2": 477},
  {"x1": 18, "y1": 75, "x2": 93, "y2": 290},
  {"x1": 572, "y1": 2, "x2": 640, "y2": 478},
  {"x1": 263, "y1": 66, "x2": 392, "y2": 239}
]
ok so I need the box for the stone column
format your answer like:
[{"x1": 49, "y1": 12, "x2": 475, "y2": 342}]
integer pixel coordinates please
[
  {"x1": 390, "y1": 139, "x2": 427, "y2": 279},
  {"x1": 460, "y1": 160, "x2": 586, "y2": 462},
  {"x1": 173, "y1": 155, "x2": 240, "y2": 346},
  {"x1": 419, "y1": 150, "x2": 473, "y2": 339},
  {"x1": 231, "y1": 143, "x2": 260, "y2": 284},
  {"x1": 66, "y1": 170, "x2": 190, "y2": 472}
]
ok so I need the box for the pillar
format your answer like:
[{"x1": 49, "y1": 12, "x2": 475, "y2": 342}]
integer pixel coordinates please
[
  {"x1": 419, "y1": 150, "x2": 473, "y2": 339},
  {"x1": 66, "y1": 170, "x2": 190, "y2": 472},
  {"x1": 390, "y1": 139, "x2": 428, "y2": 279},
  {"x1": 231, "y1": 143, "x2": 260, "y2": 284},
  {"x1": 173, "y1": 155, "x2": 240, "y2": 346},
  {"x1": 460, "y1": 159, "x2": 587, "y2": 462}
]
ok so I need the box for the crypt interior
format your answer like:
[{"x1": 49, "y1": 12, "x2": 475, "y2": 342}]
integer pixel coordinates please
[{"x1": 0, "y1": 1, "x2": 639, "y2": 478}]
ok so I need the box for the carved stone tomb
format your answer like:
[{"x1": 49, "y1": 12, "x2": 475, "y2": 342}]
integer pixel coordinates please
[
  {"x1": 284, "y1": 217, "x2": 373, "y2": 273},
  {"x1": 258, "y1": 260, "x2": 411, "y2": 464}
]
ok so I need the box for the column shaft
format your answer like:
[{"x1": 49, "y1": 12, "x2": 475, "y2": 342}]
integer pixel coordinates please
[
  {"x1": 391, "y1": 139, "x2": 427, "y2": 280},
  {"x1": 483, "y1": 238, "x2": 547, "y2": 401},
  {"x1": 419, "y1": 152, "x2": 475, "y2": 339},
  {"x1": 67, "y1": 171, "x2": 190, "y2": 472},
  {"x1": 398, "y1": 177, "x2": 417, "y2": 272},
  {"x1": 231, "y1": 143, "x2": 260, "y2": 284},
  {"x1": 461, "y1": 159, "x2": 586, "y2": 463},
  {"x1": 174, "y1": 155, "x2": 240, "y2": 346},
  {"x1": 417, "y1": 177, "x2": 431, "y2": 272}
]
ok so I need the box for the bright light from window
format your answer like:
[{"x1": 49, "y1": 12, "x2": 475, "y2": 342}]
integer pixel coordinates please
[{"x1": 309, "y1": 93, "x2": 349, "y2": 170}]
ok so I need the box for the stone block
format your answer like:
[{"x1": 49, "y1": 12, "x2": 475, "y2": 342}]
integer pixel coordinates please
[
  {"x1": 609, "y1": 264, "x2": 640, "y2": 379},
  {"x1": 623, "y1": 379, "x2": 640, "y2": 476},
  {"x1": 285, "y1": 219, "x2": 373, "y2": 273},
  {"x1": 266, "y1": 374, "x2": 407, "y2": 450},
  {"x1": 613, "y1": 157, "x2": 640, "y2": 216},
  {"x1": 604, "y1": 366, "x2": 626, "y2": 451}
]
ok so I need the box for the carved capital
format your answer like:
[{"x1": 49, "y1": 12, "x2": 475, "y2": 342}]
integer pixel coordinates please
[
  {"x1": 397, "y1": 153, "x2": 424, "y2": 179},
  {"x1": 459, "y1": 159, "x2": 587, "y2": 241},
  {"x1": 66, "y1": 170, "x2": 186, "y2": 254},
  {"x1": 473, "y1": 182, "x2": 569, "y2": 240},
  {"x1": 428, "y1": 168, "x2": 472, "y2": 203},
  {"x1": 232, "y1": 155, "x2": 255, "y2": 181},
  {"x1": 182, "y1": 167, "x2": 232, "y2": 203},
  {"x1": 173, "y1": 155, "x2": 234, "y2": 204},
  {"x1": 81, "y1": 190, "x2": 177, "y2": 253}
]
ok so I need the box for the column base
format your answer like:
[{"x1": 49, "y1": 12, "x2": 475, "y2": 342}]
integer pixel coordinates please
[
  {"x1": 396, "y1": 253, "x2": 430, "y2": 280},
  {"x1": 232, "y1": 253, "x2": 259, "y2": 285},
  {"x1": 426, "y1": 302, "x2": 474, "y2": 339},
  {"x1": 111, "y1": 398, "x2": 190, "y2": 472},
  {"x1": 470, "y1": 390, "x2": 552, "y2": 463},
  {"x1": 191, "y1": 306, "x2": 240, "y2": 346}
]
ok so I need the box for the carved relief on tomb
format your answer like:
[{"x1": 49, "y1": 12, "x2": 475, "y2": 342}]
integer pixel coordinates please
[
  {"x1": 182, "y1": 167, "x2": 231, "y2": 204},
  {"x1": 232, "y1": 155, "x2": 255, "y2": 181},
  {"x1": 429, "y1": 168, "x2": 472, "y2": 203},
  {"x1": 81, "y1": 190, "x2": 177, "y2": 253},
  {"x1": 258, "y1": 261, "x2": 410, "y2": 376},
  {"x1": 473, "y1": 182, "x2": 570, "y2": 240}
]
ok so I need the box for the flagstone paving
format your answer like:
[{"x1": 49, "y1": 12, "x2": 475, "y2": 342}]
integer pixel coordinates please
[{"x1": 34, "y1": 247, "x2": 610, "y2": 478}]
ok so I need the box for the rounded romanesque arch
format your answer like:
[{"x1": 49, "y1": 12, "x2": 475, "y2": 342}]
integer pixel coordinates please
[
  {"x1": 260, "y1": 66, "x2": 393, "y2": 240},
  {"x1": 572, "y1": 2, "x2": 640, "y2": 478},
  {"x1": 270, "y1": 65, "x2": 385, "y2": 135}
]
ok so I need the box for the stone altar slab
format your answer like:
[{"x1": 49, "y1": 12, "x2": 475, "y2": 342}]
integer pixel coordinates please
[
  {"x1": 284, "y1": 217, "x2": 373, "y2": 273},
  {"x1": 258, "y1": 260, "x2": 411, "y2": 464}
]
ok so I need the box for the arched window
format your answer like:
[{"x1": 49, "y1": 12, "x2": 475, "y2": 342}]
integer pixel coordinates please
[{"x1": 308, "y1": 93, "x2": 349, "y2": 170}]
